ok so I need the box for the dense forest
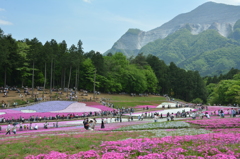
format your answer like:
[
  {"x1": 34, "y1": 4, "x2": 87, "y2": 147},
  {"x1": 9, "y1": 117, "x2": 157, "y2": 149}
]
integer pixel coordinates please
[
  {"x1": 0, "y1": 28, "x2": 239, "y2": 105},
  {"x1": 204, "y1": 68, "x2": 240, "y2": 105}
]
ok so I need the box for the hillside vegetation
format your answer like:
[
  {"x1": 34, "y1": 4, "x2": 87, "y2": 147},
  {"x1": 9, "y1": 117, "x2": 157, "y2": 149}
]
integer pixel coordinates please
[{"x1": 139, "y1": 21, "x2": 240, "y2": 76}]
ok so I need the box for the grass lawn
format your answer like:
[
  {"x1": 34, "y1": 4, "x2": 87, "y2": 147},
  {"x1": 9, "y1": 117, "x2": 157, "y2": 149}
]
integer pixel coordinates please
[
  {"x1": 99, "y1": 95, "x2": 166, "y2": 108},
  {"x1": 106, "y1": 95, "x2": 166, "y2": 102},
  {"x1": 111, "y1": 101, "x2": 158, "y2": 107}
]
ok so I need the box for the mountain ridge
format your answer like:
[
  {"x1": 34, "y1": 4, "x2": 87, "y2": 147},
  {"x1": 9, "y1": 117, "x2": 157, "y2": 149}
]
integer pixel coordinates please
[
  {"x1": 104, "y1": 2, "x2": 240, "y2": 76},
  {"x1": 105, "y1": 2, "x2": 240, "y2": 56}
]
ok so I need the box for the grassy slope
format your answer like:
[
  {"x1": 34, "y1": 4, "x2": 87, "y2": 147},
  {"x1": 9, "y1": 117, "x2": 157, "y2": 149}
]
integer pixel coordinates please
[{"x1": 98, "y1": 94, "x2": 166, "y2": 107}]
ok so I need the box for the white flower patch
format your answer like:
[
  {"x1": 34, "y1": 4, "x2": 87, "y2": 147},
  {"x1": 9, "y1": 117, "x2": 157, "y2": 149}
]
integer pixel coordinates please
[
  {"x1": 116, "y1": 121, "x2": 190, "y2": 131},
  {"x1": 141, "y1": 128, "x2": 213, "y2": 138},
  {"x1": 21, "y1": 110, "x2": 37, "y2": 113},
  {"x1": 0, "y1": 112, "x2": 6, "y2": 115}
]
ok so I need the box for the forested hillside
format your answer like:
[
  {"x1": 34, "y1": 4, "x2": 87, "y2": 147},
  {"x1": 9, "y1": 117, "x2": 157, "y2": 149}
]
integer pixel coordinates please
[
  {"x1": 139, "y1": 21, "x2": 240, "y2": 76},
  {"x1": 0, "y1": 28, "x2": 208, "y2": 103}
]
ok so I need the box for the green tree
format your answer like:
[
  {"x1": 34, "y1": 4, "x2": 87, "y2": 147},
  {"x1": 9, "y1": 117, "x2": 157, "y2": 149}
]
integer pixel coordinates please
[
  {"x1": 1, "y1": 35, "x2": 19, "y2": 87},
  {"x1": 25, "y1": 38, "x2": 42, "y2": 96},
  {"x1": 16, "y1": 41, "x2": 31, "y2": 86},
  {"x1": 191, "y1": 98, "x2": 203, "y2": 104},
  {"x1": 79, "y1": 58, "x2": 96, "y2": 91},
  {"x1": 208, "y1": 80, "x2": 240, "y2": 105},
  {"x1": 121, "y1": 65, "x2": 147, "y2": 93},
  {"x1": 142, "y1": 65, "x2": 158, "y2": 93},
  {"x1": 146, "y1": 54, "x2": 169, "y2": 94}
]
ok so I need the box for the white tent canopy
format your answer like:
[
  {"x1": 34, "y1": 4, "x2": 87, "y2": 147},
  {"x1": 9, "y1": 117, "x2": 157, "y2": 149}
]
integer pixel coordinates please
[{"x1": 156, "y1": 102, "x2": 177, "y2": 108}]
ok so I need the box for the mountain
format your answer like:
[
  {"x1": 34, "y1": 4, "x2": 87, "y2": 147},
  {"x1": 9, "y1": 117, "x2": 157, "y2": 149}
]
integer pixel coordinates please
[
  {"x1": 105, "y1": 2, "x2": 240, "y2": 56},
  {"x1": 139, "y1": 27, "x2": 240, "y2": 76},
  {"x1": 104, "y1": 2, "x2": 240, "y2": 76}
]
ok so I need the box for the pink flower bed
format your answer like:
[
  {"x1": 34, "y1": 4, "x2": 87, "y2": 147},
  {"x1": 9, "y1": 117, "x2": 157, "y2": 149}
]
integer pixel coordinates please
[
  {"x1": 25, "y1": 132, "x2": 240, "y2": 159},
  {"x1": 186, "y1": 117, "x2": 240, "y2": 129},
  {"x1": 51, "y1": 103, "x2": 101, "y2": 113},
  {"x1": 205, "y1": 106, "x2": 236, "y2": 115},
  {"x1": 83, "y1": 102, "x2": 116, "y2": 111},
  {"x1": 0, "y1": 119, "x2": 150, "y2": 137},
  {"x1": 0, "y1": 112, "x2": 80, "y2": 120},
  {"x1": 211, "y1": 128, "x2": 240, "y2": 133},
  {"x1": 86, "y1": 104, "x2": 115, "y2": 111},
  {"x1": 0, "y1": 101, "x2": 115, "y2": 120}
]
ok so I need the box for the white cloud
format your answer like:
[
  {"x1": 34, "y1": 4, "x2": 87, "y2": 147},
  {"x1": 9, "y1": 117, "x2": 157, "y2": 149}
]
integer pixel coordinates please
[
  {"x1": 209, "y1": 0, "x2": 240, "y2": 5},
  {"x1": 83, "y1": 0, "x2": 91, "y2": 3},
  {"x1": 0, "y1": 8, "x2": 5, "y2": 11},
  {"x1": 0, "y1": 19, "x2": 12, "y2": 25}
]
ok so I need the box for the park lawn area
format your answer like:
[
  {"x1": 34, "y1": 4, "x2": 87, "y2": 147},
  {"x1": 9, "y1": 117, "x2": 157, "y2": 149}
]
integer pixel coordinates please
[
  {"x1": 100, "y1": 95, "x2": 166, "y2": 107},
  {"x1": 111, "y1": 101, "x2": 160, "y2": 107},
  {"x1": 107, "y1": 95, "x2": 165, "y2": 102},
  {"x1": 0, "y1": 130, "x2": 148, "y2": 159}
]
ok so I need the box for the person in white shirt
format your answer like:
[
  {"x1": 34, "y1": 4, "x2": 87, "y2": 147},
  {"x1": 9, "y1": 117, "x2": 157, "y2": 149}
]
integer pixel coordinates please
[
  {"x1": 34, "y1": 124, "x2": 38, "y2": 130},
  {"x1": 154, "y1": 115, "x2": 158, "y2": 122}
]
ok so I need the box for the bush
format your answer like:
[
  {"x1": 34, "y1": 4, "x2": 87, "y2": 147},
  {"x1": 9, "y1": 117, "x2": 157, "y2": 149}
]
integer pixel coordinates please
[{"x1": 191, "y1": 98, "x2": 203, "y2": 104}]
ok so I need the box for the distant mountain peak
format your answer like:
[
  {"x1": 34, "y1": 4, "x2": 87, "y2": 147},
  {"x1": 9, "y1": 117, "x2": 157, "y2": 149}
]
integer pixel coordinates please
[{"x1": 105, "y1": 2, "x2": 240, "y2": 57}]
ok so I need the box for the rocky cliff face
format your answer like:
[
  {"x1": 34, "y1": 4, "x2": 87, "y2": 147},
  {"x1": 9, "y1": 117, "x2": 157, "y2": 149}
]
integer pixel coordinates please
[{"x1": 105, "y1": 2, "x2": 240, "y2": 56}]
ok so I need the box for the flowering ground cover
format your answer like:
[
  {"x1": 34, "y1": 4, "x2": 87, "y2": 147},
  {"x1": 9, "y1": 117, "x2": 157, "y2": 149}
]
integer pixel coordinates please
[
  {"x1": 115, "y1": 121, "x2": 190, "y2": 131},
  {"x1": 211, "y1": 128, "x2": 240, "y2": 133},
  {"x1": 87, "y1": 104, "x2": 116, "y2": 111},
  {"x1": 0, "y1": 118, "x2": 146, "y2": 136},
  {"x1": 0, "y1": 117, "x2": 239, "y2": 158},
  {"x1": 205, "y1": 106, "x2": 237, "y2": 115},
  {"x1": 81, "y1": 102, "x2": 116, "y2": 111},
  {"x1": 0, "y1": 101, "x2": 115, "y2": 119},
  {"x1": 51, "y1": 103, "x2": 101, "y2": 113},
  {"x1": 0, "y1": 102, "x2": 240, "y2": 158},
  {"x1": 143, "y1": 128, "x2": 212, "y2": 138},
  {"x1": 23, "y1": 131, "x2": 240, "y2": 159},
  {"x1": 11, "y1": 101, "x2": 75, "y2": 112},
  {"x1": 186, "y1": 117, "x2": 240, "y2": 129},
  {"x1": 0, "y1": 130, "x2": 146, "y2": 158}
]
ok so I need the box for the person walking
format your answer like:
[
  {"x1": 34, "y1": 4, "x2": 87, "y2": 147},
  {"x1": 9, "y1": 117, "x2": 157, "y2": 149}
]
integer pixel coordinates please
[
  {"x1": 92, "y1": 118, "x2": 97, "y2": 130},
  {"x1": 101, "y1": 118, "x2": 105, "y2": 129},
  {"x1": 170, "y1": 113, "x2": 174, "y2": 121},
  {"x1": 5, "y1": 124, "x2": 11, "y2": 135},
  {"x1": 19, "y1": 122, "x2": 23, "y2": 131},
  {"x1": 12, "y1": 125, "x2": 17, "y2": 134},
  {"x1": 220, "y1": 109, "x2": 224, "y2": 118}
]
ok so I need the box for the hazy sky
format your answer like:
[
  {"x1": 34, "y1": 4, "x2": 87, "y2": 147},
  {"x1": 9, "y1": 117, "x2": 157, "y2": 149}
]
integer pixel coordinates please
[{"x1": 0, "y1": 0, "x2": 240, "y2": 53}]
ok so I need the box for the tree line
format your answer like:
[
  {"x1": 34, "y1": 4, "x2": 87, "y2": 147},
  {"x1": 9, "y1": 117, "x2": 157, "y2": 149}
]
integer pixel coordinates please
[
  {"x1": 0, "y1": 28, "x2": 211, "y2": 103},
  {"x1": 204, "y1": 68, "x2": 240, "y2": 105}
]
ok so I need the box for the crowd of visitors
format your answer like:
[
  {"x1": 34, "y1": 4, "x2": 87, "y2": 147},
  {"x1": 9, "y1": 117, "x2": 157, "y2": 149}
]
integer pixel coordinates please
[{"x1": 3, "y1": 121, "x2": 60, "y2": 135}]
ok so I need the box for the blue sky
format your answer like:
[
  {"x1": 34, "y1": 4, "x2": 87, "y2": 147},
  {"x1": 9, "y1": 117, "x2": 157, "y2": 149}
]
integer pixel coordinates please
[{"x1": 0, "y1": 0, "x2": 240, "y2": 53}]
